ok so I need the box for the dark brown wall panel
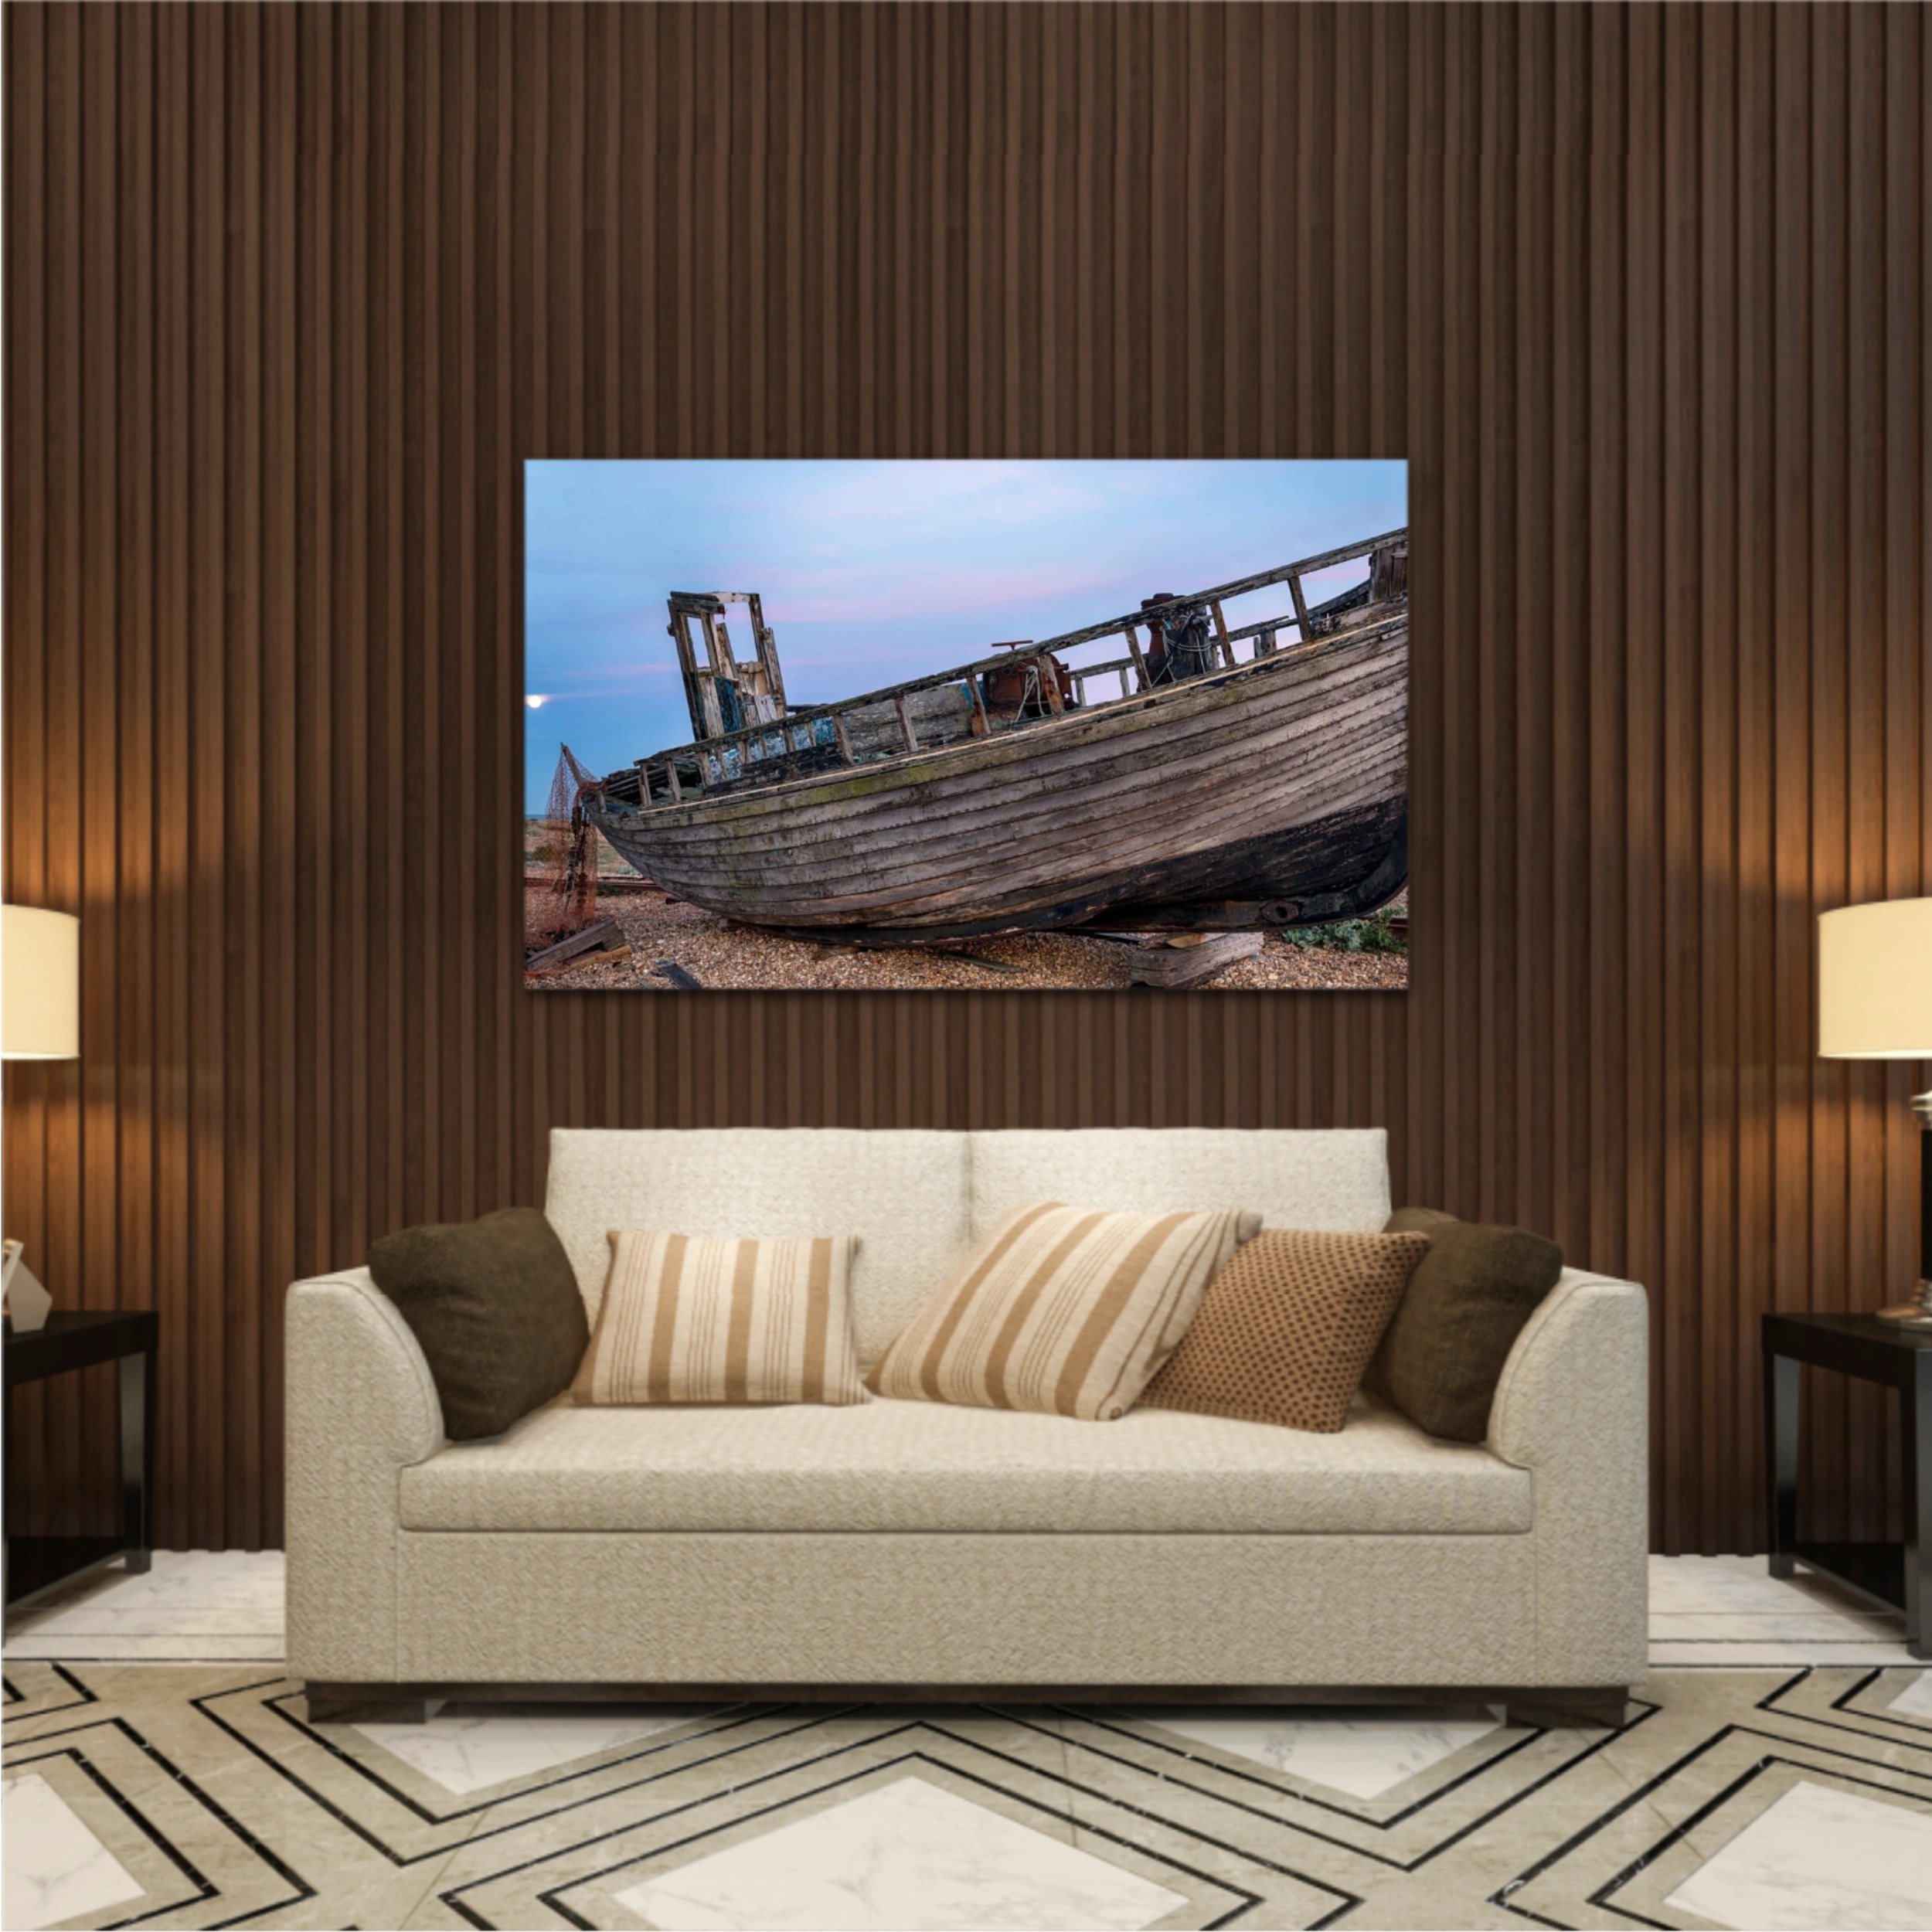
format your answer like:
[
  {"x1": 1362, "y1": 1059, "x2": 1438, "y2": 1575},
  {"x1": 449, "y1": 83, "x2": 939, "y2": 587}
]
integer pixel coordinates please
[{"x1": 5, "y1": 2, "x2": 1927, "y2": 1554}]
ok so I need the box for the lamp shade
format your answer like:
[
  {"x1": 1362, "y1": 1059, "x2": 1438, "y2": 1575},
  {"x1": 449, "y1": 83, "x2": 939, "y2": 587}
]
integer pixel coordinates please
[
  {"x1": 2, "y1": 905, "x2": 80, "y2": 1060},
  {"x1": 1818, "y1": 898, "x2": 1932, "y2": 1059}
]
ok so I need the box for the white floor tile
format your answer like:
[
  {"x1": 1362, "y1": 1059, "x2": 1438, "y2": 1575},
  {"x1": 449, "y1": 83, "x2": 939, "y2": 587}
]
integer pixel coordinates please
[
  {"x1": 1649, "y1": 1610, "x2": 1903, "y2": 1642},
  {"x1": 1, "y1": 1771, "x2": 146, "y2": 1931},
  {"x1": 1884, "y1": 1670, "x2": 1932, "y2": 1719},
  {"x1": 352, "y1": 1704, "x2": 719, "y2": 1795},
  {"x1": 615, "y1": 1774, "x2": 1188, "y2": 1931},
  {"x1": 1648, "y1": 1641, "x2": 1916, "y2": 1668},
  {"x1": 1663, "y1": 1778, "x2": 1932, "y2": 1930},
  {"x1": 1647, "y1": 1554, "x2": 1886, "y2": 1618},
  {"x1": 1645, "y1": 1554, "x2": 1910, "y2": 1666},
  {"x1": 2, "y1": 1633, "x2": 287, "y2": 1663},
  {"x1": 1116, "y1": 1704, "x2": 1505, "y2": 1800},
  {"x1": 5, "y1": 1549, "x2": 284, "y2": 1662}
]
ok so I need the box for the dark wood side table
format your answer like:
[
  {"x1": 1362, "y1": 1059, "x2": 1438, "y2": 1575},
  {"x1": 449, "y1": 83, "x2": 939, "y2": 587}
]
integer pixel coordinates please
[
  {"x1": 1763, "y1": 1311, "x2": 1931, "y2": 1661},
  {"x1": 3, "y1": 1309, "x2": 158, "y2": 1613}
]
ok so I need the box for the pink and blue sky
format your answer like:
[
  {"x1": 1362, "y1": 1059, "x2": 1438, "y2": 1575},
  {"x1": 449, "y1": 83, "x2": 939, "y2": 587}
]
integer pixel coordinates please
[{"x1": 524, "y1": 458, "x2": 1406, "y2": 811}]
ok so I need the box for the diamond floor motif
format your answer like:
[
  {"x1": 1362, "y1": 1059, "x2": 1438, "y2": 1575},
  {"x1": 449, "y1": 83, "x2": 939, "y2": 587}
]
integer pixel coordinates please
[
  {"x1": 6, "y1": 1665, "x2": 1932, "y2": 1929},
  {"x1": 1662, "y1": 1779, "x2": 1932, "y2": 1932},
  {"x1": 352, "y1": 1701, "x2": 718, "y2": 1794},
  {"x1": 0, "y1": 1770, "x2": 145, "y2": 1932},
  {"x1": 1120, "y1": 1702, "x2": 1507, "y2": 1799},
  {"x1": 615, "y1": 1774, "x2": 1189, "y2": 1931}
]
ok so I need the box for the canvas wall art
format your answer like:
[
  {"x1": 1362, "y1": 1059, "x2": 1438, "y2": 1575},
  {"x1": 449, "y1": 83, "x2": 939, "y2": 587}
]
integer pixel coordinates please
[{"x1": 524, "y1": 460, "x2": 1408, "y2": 992}]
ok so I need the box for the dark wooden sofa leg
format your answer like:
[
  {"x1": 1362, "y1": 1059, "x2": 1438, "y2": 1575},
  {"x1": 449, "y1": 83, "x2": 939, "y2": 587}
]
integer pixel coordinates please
[
  {"x1": 304, "y1": 1683, "x2": 431, "y2": 1726},
  {"x1": 297, "y1": 1678, "x2": 1631, "y2": 1729},
  {"x1": 1503, "y1": 1688, "x2": 1631, "y2": 1730}
]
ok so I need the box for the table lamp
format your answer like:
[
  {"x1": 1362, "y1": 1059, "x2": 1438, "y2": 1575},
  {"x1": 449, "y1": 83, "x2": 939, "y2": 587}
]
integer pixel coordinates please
[
  {"x1": 2, "y1": 903, "x2": 80, "y2": 1331},
  {"x1": 1818, "y1": 896, "x2": 1932, "y2": 1327}
]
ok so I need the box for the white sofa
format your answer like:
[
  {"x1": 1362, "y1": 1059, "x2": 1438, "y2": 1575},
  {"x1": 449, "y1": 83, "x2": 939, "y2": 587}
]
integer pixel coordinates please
[{"x1": 285, "y1": 1128, "x2": 1648, "y2": 1724}]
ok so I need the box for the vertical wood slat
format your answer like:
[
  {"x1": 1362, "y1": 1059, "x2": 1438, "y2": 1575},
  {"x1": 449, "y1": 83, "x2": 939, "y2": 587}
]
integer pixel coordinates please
[{"x1": 2, "y1": 1, "x2": 1927, "y2": 1556}]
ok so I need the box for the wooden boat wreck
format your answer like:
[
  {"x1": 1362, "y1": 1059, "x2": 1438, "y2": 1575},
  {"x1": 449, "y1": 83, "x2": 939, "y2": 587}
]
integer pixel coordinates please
[{"x1": 587, "y1": 529, "x2": 1409, "y2": 943}]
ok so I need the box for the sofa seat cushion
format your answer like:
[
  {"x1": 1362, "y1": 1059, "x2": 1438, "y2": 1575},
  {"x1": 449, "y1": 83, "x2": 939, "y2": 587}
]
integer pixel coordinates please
[{"x1": 397, "y1": 1394, "x2": 1532, "y2": 1536}]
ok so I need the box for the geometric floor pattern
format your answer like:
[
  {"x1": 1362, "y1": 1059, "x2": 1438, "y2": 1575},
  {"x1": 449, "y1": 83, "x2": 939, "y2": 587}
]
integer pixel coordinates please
[{"x1": 5, "y1": 1662, "x2": 1932, "y2": 1929}]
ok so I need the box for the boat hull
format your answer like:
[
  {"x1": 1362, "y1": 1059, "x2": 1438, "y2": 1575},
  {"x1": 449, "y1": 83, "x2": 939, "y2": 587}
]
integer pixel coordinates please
[{"x1": 590, "y1": 618, "x2": 1406, "y2": 940}]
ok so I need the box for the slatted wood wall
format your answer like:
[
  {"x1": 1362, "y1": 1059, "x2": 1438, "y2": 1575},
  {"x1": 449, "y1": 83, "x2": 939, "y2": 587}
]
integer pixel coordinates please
[{"x1": 5, "y1": 2, "x2": 1927, "y2": 1556}]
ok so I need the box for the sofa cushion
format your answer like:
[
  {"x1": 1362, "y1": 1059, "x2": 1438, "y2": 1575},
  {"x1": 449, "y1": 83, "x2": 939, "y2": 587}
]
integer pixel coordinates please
[
  {"x1": 368, "y1": 1208, "x2": 590, "y2": 1442},
  {"x1": 573, "y1": 1231, "x2": 866, "y2": 1407},
  {"x1": 867, "y1": 1202, "x2": 1260, "y2": 1421},
  {"x1": 967, "y1": 1128, "x2": 1393, "y2": 1239},
  {"x1": 1141, "y1": 1228, "x2": 1432, "y2": 1433},
  {"x1": 1367, "y1": 1208, "x2": 1565, "y2": 1443},
  {"x1": 544, "y1": 1129, "x2": 972, "y2": 1366},
  {"x1": 398, "y1": 1393, "x2": 1532, "y2": 1536}
]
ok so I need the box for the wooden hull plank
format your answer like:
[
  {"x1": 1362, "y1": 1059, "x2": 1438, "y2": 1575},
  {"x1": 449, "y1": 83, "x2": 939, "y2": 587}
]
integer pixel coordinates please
[{"x1": 589, "y1": 614, "x2": 1409, "y2": 938}]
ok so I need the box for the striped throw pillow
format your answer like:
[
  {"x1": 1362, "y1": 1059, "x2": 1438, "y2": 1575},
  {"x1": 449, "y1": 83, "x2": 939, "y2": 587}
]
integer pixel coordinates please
[
  {"x1": 867, "y1": 1202, "x2": 1260, "y2": 1421},
  {"x1": 571, "y1": 1231, "x2": 867, "y2": 1406}
]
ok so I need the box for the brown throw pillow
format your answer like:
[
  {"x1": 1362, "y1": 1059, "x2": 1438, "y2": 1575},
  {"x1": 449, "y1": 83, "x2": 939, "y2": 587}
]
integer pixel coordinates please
[
  {"x1": 1140, "y1": 1230, "x2": 1430, "y2": 1433},
  {"x1": 369, "y1": 1207, "x2": 590, "y2": 1441},
  {"x1": 1363, "y1": 1207, "x2": 1563, "y2": 1441}
]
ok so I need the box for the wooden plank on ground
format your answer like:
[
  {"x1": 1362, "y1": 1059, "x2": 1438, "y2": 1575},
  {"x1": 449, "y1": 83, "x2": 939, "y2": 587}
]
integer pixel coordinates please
[
  {"x1": 1126, "y1": 930, "x2": 1264, "y2": 988},
  {"x1": 523, "y1": 915, "x2": 621, "y2": 971}
]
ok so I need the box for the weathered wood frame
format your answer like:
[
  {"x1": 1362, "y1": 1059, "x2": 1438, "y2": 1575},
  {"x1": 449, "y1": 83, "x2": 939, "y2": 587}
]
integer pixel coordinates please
[{"x1": 667, "y1": 589, "x2": 787, "y2": 747}]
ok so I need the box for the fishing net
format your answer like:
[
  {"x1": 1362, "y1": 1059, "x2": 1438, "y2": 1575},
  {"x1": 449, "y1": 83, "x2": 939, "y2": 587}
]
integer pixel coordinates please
[{"x1": 526, "y1": 743, "x2": 600, "y2": 955}]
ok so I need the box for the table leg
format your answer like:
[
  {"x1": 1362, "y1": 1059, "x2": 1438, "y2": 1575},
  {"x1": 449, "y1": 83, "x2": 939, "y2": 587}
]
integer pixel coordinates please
[
  {"x1": 1764, "y1": 1350, "x2": 1801, "y2": 1578},
  {"x1": 117, "y1": 1348, "x2": 152, "y2": 1575},
  {"x1": 1909, "y1": 1354, "x2": 1930, "y2": 1661}
]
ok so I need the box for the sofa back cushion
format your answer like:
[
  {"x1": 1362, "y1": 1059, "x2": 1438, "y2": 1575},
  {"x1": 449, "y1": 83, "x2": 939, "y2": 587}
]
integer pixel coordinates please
[
  {"x1": 545, "y1": 1130, "x2": 972, "y2": 1367},
  {"x1": 546, "y1": 1126, "x2": 1393, "y2": 1372},
  {"x1": 967, "y1": 1129, "x2": 1393, "y2": 1239}
]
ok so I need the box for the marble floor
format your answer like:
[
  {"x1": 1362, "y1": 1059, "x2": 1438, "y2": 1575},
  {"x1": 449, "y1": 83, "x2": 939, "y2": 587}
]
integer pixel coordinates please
[{"x1": 2, "y1": 1551, "x2": 1927, "y2": 1930}]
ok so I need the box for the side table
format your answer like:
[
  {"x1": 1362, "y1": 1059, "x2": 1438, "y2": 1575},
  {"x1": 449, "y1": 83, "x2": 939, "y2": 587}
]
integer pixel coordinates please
[
  {"x1": 3, "y1": 1309, "x2": 158, "y2": 1613},
  {"x1": 1763, "y1": 1311, "x2": 1930, "y2": 1661}
]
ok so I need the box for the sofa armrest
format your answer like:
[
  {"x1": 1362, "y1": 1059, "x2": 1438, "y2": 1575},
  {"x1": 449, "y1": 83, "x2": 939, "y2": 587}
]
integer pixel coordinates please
[
  {"x1": 1487, "y1": 1267, "x2": 1648, "y2": 1685},
  {"x1": 285, "y1": 1267, "x2": 444, "y2": 1679}
]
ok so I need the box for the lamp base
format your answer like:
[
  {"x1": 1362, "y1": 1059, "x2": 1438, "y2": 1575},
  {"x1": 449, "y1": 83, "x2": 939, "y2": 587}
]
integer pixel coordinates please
[{"x1": 1876, "y1": 1281, "x2": 1932, "y2": 1329}]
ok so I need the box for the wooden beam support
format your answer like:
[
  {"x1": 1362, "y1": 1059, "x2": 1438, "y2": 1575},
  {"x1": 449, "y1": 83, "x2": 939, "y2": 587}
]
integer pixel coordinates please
[
  {"x1": 893, "y1": 695, "x2": 920, "y2": 752},
  {"x1": 692, "y1": 658, "x2": 726, "y2": 740},
  {"x1": 1211, "y1": 599, "x2": 1236, "y2": 667},
  {"x1": 1287, "y1": 573, "x2": 1311, "y2": 637}
]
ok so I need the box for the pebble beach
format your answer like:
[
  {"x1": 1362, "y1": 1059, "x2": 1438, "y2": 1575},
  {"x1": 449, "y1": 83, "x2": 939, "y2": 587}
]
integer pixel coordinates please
[{"x1": 527, "y1": 886, "x2": 1407, "y2": 993}]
